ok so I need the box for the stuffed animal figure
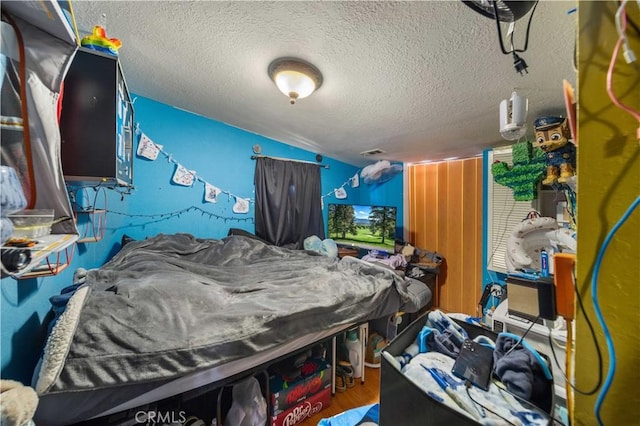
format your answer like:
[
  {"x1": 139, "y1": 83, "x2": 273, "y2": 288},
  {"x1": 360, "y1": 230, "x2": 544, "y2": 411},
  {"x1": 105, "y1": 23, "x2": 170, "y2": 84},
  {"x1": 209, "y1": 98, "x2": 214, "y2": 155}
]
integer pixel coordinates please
[
  {"x1": 0, "y1": 380, "x2": 38, "y2": 426},
  {"x1": 80, "y1": 25, "x2": 122, "y2": 56},
  {"x1": 532, "y1": 116, "x2": 576, "y2": 185}
]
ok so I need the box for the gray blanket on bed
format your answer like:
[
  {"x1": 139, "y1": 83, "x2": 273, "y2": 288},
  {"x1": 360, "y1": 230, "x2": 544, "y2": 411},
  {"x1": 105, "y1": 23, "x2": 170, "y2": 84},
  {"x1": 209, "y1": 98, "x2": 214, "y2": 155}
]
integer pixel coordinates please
[{"x1": 40, "y1": 233, "x2": 412, "y2": 393}]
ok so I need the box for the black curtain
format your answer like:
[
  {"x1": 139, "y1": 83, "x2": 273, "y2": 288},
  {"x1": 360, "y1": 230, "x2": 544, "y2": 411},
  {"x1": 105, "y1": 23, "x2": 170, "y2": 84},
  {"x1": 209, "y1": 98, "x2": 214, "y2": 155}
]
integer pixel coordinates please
[{"x1": 254, "y1": 157, "x2": 325, "y2": 249}]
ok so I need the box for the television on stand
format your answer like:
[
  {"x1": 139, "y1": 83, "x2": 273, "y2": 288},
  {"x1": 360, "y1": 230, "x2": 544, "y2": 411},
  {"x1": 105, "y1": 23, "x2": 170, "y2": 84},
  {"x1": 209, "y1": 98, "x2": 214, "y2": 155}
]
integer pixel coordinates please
[{"x1": 327, "y1": 203, "x2": 398, "y2": 254}]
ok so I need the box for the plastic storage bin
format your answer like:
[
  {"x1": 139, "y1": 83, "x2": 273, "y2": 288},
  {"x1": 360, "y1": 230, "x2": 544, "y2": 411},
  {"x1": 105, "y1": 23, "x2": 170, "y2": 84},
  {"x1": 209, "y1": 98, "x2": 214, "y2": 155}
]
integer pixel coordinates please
[
  {"x1": 379, "y1": 312, "x2": 554, "y2": 426},
  {"x1": 7, "y1": 209, "x2": 54, "y2": 238}
]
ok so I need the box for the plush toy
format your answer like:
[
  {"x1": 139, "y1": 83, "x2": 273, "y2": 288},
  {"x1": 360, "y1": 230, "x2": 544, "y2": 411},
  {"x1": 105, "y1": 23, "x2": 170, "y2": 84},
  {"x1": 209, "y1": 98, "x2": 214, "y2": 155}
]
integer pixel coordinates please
[
  {"x1": 80, "y1": 26, "x2": 122, "y2": 56},
  {"x1": 532, "y1": 116, "x2": 576, "y2": 185},
  {"x1": 0, "y1": 380, "x2": 38, "y2": 426}
]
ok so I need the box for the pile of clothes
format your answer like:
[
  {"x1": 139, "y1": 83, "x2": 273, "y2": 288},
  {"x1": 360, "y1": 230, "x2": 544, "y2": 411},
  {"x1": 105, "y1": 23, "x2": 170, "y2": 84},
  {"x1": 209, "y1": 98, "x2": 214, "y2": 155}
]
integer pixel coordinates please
[{"x1": 359, "y1": 239, "x2": 445, "y2": 274}]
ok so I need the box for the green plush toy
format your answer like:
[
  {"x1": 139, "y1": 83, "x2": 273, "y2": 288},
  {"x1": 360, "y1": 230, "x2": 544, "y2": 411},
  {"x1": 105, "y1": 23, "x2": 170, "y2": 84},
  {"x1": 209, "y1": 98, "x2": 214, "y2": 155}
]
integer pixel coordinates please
[{"x1": 491, "y1": 140, "x2": 546, "y2": 201}]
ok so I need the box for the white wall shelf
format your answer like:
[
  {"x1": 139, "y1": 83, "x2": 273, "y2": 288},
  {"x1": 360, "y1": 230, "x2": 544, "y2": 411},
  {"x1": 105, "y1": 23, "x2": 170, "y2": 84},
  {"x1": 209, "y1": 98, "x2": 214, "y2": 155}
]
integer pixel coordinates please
[
  {"x1": 1, "y1": 233, "x2": 78, "y2": 279},
  {"x1": 75, "y1": 209, "x2": 107, "y2": 243}
]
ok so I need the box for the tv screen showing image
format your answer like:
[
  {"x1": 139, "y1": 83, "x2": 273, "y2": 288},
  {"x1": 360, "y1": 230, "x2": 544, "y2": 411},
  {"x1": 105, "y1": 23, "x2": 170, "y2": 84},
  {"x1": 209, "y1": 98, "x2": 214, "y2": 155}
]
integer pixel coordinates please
[{"x1": 327, "y1": 204, "x2": 397, "y2": 251}]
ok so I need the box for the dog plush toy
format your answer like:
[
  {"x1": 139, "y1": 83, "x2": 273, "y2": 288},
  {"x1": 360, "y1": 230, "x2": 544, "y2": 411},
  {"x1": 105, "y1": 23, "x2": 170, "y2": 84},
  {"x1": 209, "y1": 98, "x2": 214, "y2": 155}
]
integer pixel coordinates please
[
  {"x1": 0, "y1": 380, "x2": 38, "y2": 426},
  {"x1": 532, "y1": 116, "x2": 576, "y2": 185}
]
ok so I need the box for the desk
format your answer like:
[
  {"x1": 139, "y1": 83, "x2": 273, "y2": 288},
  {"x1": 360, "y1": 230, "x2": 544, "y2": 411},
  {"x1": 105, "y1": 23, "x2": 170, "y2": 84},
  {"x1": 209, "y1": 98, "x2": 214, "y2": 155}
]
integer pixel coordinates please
[
  {"x1": 406, "y1": 264, "x2": 438, "y2": 309},
  {"x1": 338, "y1": 247, "x2": 359, "y2": 258}
]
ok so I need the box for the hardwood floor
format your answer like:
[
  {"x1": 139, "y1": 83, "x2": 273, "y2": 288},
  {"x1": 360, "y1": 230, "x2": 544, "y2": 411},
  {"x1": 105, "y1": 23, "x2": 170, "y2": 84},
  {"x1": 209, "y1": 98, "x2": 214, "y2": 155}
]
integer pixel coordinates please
[{"x1": 300, "y1": 366, "x2": 381, "y2": 425}]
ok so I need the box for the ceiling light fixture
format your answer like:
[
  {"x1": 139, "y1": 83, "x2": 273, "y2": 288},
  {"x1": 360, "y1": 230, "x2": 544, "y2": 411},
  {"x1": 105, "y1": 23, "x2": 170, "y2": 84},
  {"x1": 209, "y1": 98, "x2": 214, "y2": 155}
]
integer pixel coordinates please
[{"x1": 268, "y1": 57, "x2": 323, "y2": 105}]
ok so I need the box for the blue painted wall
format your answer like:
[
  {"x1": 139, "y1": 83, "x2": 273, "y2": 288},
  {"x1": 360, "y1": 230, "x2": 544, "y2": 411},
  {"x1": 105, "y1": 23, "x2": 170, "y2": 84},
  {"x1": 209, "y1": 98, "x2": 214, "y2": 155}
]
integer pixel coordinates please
[
  {"x1": 0, "y1": 189, "x2": 130, "y2": 385},
  {"x1": 0, "y1": 95, "x2": 404, "y2": 384},
  {"x1": 358, "y1": 165, "x2": 404, "y2": 239}
]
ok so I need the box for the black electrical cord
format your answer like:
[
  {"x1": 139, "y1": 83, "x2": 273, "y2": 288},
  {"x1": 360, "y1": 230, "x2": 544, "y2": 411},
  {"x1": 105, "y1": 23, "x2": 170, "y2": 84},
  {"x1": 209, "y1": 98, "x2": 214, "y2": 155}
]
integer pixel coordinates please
[
  {"x1": 502, "y1": 315, "x2": 540, "y2": 359},
  {"x1": 492, "y1": 0, "x2": 539, "y2": 55},
  {"x1": 464, "y1": 382, "x2": 517, "y2": 426},
  {"x1": 547, "y1": 273, "x2": 603, "y2": 396},
  {"x1": 490, "y1": 0, "x2": 539, "y2": 74}
]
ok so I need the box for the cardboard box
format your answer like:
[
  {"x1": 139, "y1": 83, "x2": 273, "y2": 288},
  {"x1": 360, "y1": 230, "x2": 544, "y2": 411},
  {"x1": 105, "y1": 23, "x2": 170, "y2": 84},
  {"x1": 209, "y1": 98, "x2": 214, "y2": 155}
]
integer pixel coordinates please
[
  {"x1": 365, "y1": 332, "x2": 387, "y2": 366},
  {"x1": 270, "y1": 386, "x2": 332, "y2": 426},
  {"x1": 269, "y1": 358, "x2": 331, "y2": 415}
]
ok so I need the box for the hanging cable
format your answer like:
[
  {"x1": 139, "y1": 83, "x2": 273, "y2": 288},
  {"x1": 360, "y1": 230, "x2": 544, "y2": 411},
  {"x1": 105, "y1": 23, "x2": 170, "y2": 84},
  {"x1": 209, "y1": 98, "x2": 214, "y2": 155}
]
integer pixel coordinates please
[
  {"x1": 502, "y1": 315, "x2": 540, "y2": 359},
  {"x1": 546, "y1": 257, "x2": 603, "y2": 399},
  {"x1": 607, "y1": 3, "x2": 640, "y2": 141},
  {"x1": 464, "y1": 383, "x2": 517, "y2": 426},
  {"x1": 491, "y1": 0, "x2": 539, "y2": 75},
  {"x1": 547, "y1": 323, "x2": 601, "y2": 396},
  {"x1": 615, "y1": 0, "x2": 636, "y2": 63},
  {"x1": 492, "y1": 0, "x2": 539, "y2": 54},
  {"x1": 592, "y1": 195, "x2": 640, "y2": 425}
]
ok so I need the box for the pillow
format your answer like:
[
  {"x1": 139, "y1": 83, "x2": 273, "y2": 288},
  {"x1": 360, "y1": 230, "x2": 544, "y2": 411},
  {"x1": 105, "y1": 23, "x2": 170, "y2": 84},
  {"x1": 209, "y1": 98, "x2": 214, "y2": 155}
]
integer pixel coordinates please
[
  {"x1": 227, "y1": 228, "x2": 271, "y2": 245},
  {"x1": 34, "y1": 286, "x2": 90, "y2": 394}
]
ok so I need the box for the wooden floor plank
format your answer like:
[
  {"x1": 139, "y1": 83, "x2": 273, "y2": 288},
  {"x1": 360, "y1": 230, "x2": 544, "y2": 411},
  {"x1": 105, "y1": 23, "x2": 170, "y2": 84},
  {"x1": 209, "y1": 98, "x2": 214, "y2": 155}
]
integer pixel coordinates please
[{"x1": 299, "y1": 367, "x2": 380, "y2": 425}]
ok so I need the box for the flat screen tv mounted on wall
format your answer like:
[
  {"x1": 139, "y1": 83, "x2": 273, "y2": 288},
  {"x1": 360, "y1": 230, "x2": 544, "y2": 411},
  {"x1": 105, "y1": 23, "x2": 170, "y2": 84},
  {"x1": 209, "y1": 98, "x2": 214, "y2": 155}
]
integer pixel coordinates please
[{"x1": 327, "y1": 204, "x2": 397, "y2": 252}]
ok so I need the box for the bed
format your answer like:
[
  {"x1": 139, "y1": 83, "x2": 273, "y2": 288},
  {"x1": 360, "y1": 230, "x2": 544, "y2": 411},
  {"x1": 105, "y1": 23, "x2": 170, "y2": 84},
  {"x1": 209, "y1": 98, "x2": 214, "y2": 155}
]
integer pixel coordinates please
[{"x1": 32, "y1": 233, "x2": 432, "y2": 425}]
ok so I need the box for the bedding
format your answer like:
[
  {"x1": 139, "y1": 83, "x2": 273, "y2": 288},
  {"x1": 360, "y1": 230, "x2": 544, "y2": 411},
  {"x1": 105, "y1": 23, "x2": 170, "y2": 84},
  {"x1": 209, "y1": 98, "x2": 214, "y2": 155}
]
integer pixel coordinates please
[
  {"x1": 402, "y1": 353, "x2": 550, "y2": 425},
  {"x1": 33, "y1": 233, "x2": 430, "y2": 425}
]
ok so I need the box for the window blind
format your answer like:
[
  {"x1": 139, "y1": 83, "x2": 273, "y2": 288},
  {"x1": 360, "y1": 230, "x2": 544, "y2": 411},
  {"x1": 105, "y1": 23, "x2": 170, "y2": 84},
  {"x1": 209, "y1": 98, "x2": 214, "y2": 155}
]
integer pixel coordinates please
[{"x1": 487, "y1": 147, "x2": 540, "y2": 273}]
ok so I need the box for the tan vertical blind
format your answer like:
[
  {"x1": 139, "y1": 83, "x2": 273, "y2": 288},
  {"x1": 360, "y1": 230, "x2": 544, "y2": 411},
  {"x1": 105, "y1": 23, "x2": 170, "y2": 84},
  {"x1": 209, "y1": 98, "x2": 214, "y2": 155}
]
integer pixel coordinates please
[{"x1": 407, "y1": 158, "x2": 483, "y2": 316}]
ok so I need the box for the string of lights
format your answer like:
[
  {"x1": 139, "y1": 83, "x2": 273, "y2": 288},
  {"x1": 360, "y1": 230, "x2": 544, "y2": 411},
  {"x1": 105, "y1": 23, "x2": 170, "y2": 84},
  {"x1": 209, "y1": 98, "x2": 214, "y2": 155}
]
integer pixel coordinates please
[{"x1": 105, "y1": 206, "x2": 254, "y2": 224}]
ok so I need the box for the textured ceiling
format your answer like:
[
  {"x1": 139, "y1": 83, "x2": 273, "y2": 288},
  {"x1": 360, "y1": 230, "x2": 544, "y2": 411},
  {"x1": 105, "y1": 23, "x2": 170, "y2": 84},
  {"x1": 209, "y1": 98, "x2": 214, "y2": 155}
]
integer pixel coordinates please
[{"x1": 70, "y1": 0, "x2": 577, "y2": 166}]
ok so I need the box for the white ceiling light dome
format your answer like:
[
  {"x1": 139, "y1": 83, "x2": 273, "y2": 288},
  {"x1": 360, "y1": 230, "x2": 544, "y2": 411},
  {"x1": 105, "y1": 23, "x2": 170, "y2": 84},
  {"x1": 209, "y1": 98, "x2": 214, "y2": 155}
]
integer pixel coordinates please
[{"x1": 268, "y1": 57, "x2": 323, "y2": 105}]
